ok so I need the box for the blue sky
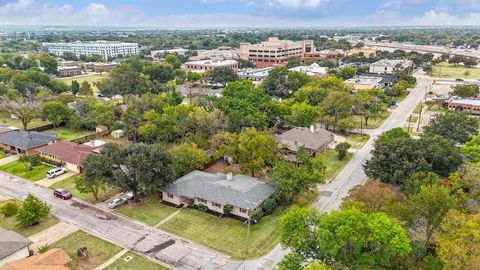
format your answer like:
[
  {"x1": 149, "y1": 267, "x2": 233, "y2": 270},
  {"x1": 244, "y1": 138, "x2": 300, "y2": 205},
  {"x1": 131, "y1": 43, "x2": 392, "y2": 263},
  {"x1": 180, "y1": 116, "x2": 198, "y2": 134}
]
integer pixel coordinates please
[{"x1": 1, "y1": 0, "x2": 479, "y2": 27}]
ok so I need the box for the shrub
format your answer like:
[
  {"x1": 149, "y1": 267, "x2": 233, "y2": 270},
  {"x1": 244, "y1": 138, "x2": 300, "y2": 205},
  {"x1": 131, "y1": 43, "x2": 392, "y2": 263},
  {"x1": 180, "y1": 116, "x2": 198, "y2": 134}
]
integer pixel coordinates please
[
  {"x1": 1, "y1": 201, "x2": 19, "y2": 217},
  {"x1": 335, "y1": 142, "x2": 351, "y2": 160},
  {"x1": 197, "y1": 203, "x2": 208, "y2": 212},
  {"x1": 37, "y1": 243, "x2": 50, "y2": 254},
  {"x1": 251, "y1": 208, "x2": 264, "y2": 222},
  {"x1": 262, "y1": 196, "x2": 279, "y2": 215},
  {"x1": 223, "y1": 204, "x2": 233, "y2": 215}
]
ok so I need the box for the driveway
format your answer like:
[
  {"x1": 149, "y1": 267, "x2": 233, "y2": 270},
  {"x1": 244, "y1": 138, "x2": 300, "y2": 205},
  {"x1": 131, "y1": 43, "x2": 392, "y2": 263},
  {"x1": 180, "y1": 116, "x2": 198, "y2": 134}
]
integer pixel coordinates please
[
  {"x1": 28, "y1": 222, "x2": 78, "y2": 252},
  {"x1": 36, "y1": 171, "x2": 77, "y2": 187},
  {"x1": 0, "y1": 154, "x2": 18, "y2": 166},
  {"x1": 0, "y1": 174, "x2": 240, "y2": 270}
]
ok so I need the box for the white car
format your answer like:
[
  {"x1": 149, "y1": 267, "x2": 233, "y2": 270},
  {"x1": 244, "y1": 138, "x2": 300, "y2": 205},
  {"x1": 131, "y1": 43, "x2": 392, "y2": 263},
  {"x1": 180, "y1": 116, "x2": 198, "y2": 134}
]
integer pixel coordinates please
[
  {"x1": 46, "y1": 167, "x2": 67, "y2": 179},
  {"x1": 108, "y1": 198, "x2": 127, "y2": 209}
]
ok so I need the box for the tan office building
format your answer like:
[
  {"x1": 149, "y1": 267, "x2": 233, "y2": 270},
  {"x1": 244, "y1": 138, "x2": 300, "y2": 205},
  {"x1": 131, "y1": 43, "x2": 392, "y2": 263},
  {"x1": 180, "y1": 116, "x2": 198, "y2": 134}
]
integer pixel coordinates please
[{"x1": 240, "y1": 37, "x2": 319, "y2": 68}]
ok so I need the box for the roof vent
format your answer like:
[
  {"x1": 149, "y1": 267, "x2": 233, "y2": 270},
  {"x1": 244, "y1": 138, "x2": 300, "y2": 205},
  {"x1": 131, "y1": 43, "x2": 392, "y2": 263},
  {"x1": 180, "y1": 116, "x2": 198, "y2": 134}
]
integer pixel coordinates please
[
  {"x1": 226, "y1": 172, "x2": 233, "y2": 181},
  {"x1": 309, "y1": 124, "x2": 315, "y2": 133}
]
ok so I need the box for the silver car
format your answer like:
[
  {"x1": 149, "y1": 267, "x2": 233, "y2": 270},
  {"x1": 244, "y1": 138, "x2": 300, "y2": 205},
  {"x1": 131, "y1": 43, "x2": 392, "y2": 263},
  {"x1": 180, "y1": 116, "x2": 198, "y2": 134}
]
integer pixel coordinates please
[{"x1": 108, "y1": 198, "x2": 127, "y2": 209}]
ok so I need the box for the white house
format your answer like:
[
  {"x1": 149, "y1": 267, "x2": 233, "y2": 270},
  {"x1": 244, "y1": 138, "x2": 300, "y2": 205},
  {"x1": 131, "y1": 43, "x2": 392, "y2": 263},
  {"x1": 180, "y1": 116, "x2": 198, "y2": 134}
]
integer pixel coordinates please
[
  {"x1": 162, "y1": 170, "x2": 276, "y2": 219},
  {"x1": 0, "y1": 228, "x2": 32, "y2": 266}
]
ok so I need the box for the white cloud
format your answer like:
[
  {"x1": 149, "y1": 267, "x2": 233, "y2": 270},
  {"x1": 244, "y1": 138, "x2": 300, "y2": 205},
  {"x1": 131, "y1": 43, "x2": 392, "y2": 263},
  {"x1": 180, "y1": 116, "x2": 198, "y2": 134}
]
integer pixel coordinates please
[
  {"x1": 265, "y1": 0, "x2": 332, "y2": 9},
  {"x1": 409, "y1": 10, "x2": 480, "y2": 25}
]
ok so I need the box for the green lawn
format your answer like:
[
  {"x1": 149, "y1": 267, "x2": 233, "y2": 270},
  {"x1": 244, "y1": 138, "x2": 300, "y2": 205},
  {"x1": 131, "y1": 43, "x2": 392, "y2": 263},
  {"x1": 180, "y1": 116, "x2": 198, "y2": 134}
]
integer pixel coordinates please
[
  {"x1": 0, "y1": 161, "x2": 54, "y2": 181},
  {"x1": 50, "y1": 230, "x2": 123, "y2": 270},
  {"x1": 105, "y1": 252, "x2": 170, "y2": 270},
  {"x1": 432, "y1": 62, "x2": 480, "y2": 80},
  {"x1": 160, "y1": 207, "x2": 286, "y2": 260},
  {"x1": 0, "y1": 111, "x2": 51, "y2": 129},
  {"x1": 320, "y1": 149, "x2": 353, "y2": 180},
  {"x1": 115, "y1": 196, "x2": 177, "y2": 226},
  {"x1": 413, "y1": 102, "x2": 423, "y2": 114},
  {"x1": 50, "y1": 174, "x2": 121, "y2": 203},
  {"x1": 57, "y1": 73, "x2": 108, "y2": 93},
  {"x1": 0, "y1": 200, "x2": 59, "y2": 237},
  {"x1": 0, "y1": 151, "x2": 7, "y2": 159},
  {"x1": 345, "y1": 134, "x2": 370, "y2": 149},
  {"x1": 352, "y1": 111, "x2": 391, "y2": 129},
  {"x1": 46, "y1": 127, "x2": 95, "y2": 142}
]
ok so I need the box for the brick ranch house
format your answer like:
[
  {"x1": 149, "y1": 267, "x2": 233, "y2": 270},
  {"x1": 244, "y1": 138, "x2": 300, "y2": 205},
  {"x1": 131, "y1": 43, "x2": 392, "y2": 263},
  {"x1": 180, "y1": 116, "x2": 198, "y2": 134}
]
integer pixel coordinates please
[
  {"x1": 35, "y1": 141, "x2": 100, "y2": 173},
  {"x1": 162, "y1": 170, "x2": 276, "y2": 219},
  {"x1": 0, "y1": 130, "x2": 57, "y2": 155}
]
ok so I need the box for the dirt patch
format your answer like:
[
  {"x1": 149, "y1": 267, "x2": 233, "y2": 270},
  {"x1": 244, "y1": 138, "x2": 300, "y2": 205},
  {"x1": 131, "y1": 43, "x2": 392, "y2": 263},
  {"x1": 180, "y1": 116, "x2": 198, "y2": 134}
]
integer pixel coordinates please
[{"x1": 204, "y1": 160, "x2": 241, "y2": 175}]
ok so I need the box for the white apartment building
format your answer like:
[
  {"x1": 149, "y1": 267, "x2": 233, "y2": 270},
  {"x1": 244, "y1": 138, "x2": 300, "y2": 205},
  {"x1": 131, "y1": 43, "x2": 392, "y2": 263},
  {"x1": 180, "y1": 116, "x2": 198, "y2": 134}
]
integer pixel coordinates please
[
  {"x1": 240, "y1": 37, "x2": 319, "y2": 68},
  {"x1": 42, "y1": 41, "x2": 139, "y2": 60},
  {"x1": 369, "y1": 59, "x2": 413, "y2": 74}
]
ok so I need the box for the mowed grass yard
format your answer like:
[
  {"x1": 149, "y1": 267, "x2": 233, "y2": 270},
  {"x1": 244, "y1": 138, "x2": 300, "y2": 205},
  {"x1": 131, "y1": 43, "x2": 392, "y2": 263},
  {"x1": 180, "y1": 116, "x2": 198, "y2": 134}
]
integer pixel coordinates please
[
  {"x1": 345, "y1": 134, "x2": 370, "y2": 149},
  {"x1": 0, "y1": 111, "x2": 50, "y2": 129},
  {"x1": 46, "y1": 127, "x2": 95, "y2": 141},
  {"x1": 432, "y1": 62, "x2": 480, "y2": 80},
  {"x1": 0, "y1": 200, "x2": 59, "y2": 237},
  {"x1": 0, "y1": 151, "x2": 7, "y2": 159},
  {"x1": 0, "y1": 160, "x2": 54, "y2": 181},
  {"x1": 50, "y1": 174, "x2": 121, "y2": 203},
  {"x1": 50, "y1": 230, "x2": 123, "y2": 270},
  {"x1": 352, "y1": 110, "x2": 391, "y2": 129},
  {"x1": 105, "y1": 251, "x2": 170, "y2": 270},
  {"x1": 57, "y1": 73, "x2": 108, "y2": 93},
  {"x1": 115, "y1": 196, "x2": 177, "y2": 226},
  {"x1": 320, "y1": 149, "x2": 353, "y2": 180},
  {"x1": 160, "y1": 207, "x2": 287, "y2": 260}
]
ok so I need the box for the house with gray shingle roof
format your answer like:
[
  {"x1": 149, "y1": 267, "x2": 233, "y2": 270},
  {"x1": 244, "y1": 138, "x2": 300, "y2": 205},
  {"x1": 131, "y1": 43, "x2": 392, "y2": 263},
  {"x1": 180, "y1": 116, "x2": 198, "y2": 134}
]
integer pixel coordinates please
[
  {"x1": 0, "y1": 228, "x2": 32, "y2": 266},
  {"x1": 277, "y1": 124, "x2": 334, "y2": 157},
  {"x1": 0, "y1": 130, "x2": 57, "y2": 155},
  {"x1": 162, "y1": 170, "x2": 276, "y2": 219}
]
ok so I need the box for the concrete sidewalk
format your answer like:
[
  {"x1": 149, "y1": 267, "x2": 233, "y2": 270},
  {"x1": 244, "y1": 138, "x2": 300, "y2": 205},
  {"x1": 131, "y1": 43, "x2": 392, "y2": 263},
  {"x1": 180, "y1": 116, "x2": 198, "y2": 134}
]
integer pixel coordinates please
[
  {"x1": 28, "y1": 222, "x2": 78, "y2": 252},
  {"x1": 36, "y1": 172, "x2": 77, "y2": 187},
  {"x1": 0, "y1": 154, "x2": 18, "y2": 166}
]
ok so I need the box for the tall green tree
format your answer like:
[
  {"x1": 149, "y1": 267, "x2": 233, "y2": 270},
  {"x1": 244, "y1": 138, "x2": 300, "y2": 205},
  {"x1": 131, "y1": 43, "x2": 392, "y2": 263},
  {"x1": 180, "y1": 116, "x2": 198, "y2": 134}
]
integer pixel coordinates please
[
  {"x1": 71, "y1": 80, "x2": 80, "y2": 97},
  {"x1": 39, "y1": 54, "x2": 58, "y2": 74},
  {"x1": 207, "y1": 67, "x2": 239, "y2": 87},
  {"x1": 16, "y1": 194, "x2": 50, "y2": 228},
  {"x1": 169, "y1": 142, "x2": 209, "y2": 178},
  {"x1": 214, "y1": 128, "x2": 279, "y2": 176},
  {"x1": 79, "y1": 81, "x2": 93, "y2": 96},
  {"x1": 451, "y1": 84, "x2": 478, "y2": 98},
  {"x1": 75, "y1": 174, "x2": 106, "y2": 202},
  {"x1": 424, "y1": 111, "x2": 479, "y2": 144},
  {"x1": 280, "y1": 207, "x2": 411, "y2": 269},
  {"x1": 287, "y1": 102, "x2": 319, "y2": 127},
  {"x1": 0, "y1": 97, "x2": 40, "y2": 130},
  {"x1": 41, "y1": 101, "x2": 72, "y2": 129},
  {"x1": 320, "y1": 91, "x2": 353, "y2": 133}
]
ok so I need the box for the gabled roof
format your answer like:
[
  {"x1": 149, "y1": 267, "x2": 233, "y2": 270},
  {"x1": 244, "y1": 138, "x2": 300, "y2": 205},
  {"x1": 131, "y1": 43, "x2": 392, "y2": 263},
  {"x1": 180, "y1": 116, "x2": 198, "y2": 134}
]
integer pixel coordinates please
[
  {"x1": 277, "y1": 125, "x2": 334, "y2": 152},
  {"x1": 35, "y1": 142, "x2": 97, "y2": 166},
  {"x1": 2, "y1": 248, "x2": 70, "y2": 270},
  {"x1": 165, "y1": 170, "x2": 276, "y2": 209},
  {"x1": 0, "y1": 228, "x2": 32, "y2": 260},
  {"x1": 0, "y1": 130, "x2": 57, "y2": 150}
]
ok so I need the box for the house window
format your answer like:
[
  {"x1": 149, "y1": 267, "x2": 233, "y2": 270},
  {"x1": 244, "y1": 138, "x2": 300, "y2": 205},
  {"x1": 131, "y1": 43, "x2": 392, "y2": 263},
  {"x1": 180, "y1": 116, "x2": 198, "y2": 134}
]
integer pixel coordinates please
[
  {"x1": 239, "y1": 208, "x2": 248, "y2": 213},
  {"x1": 167, "y1": 193, "x2": 174, "y2": 198},
  {"x1": 198, "y1": 198, "x2": 207, "y2": 204},
  {"x1": 211, "y1": 202, "x2": 222, "y2": 208}
]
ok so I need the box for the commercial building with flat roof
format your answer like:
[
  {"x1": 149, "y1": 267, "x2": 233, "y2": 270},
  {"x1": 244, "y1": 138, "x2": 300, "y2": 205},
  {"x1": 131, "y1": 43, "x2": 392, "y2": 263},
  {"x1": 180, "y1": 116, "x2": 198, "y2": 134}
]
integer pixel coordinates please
[
  {"x1": 181, "y1": 59, "x2": 238, "y2": 74},
  {"x1": 289, "y1": 63, "x2": 329, "y2": 76},
  {"x1": 448, "y1": 99, "x2": 480, "y2": 114},
  {"x1": 369, "y1": 59, "x2": 413, "y2": 74},
  {"x1": 240, "y1": 37, "x2": 319, "y2": 68},
  {"x1": 345, "y1": 75, "x2": 383, "y2": 91},
  {"x1": 42, "y1": 41, "x2": 139, "y2": 60}
]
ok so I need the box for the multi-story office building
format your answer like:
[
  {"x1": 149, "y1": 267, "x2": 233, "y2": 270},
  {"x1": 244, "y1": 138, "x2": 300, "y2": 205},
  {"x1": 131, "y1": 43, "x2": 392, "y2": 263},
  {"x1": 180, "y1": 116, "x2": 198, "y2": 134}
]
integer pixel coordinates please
[
  {"x1": 42, "y1": 41, "x2": 139, "y2": 60},
  {"x1": 181, "y1": 59, "x2": 238, "y2": 74},
  {"x1": 240, "y1": 37, "x2": 319, "y2": 68}
]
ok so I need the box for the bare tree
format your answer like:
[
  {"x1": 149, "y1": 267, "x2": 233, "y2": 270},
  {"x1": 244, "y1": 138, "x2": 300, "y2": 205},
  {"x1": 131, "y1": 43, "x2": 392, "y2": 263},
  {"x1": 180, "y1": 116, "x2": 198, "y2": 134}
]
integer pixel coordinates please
[{"x1": 0, "y1": 97, "x2": 40, "y2": 130}]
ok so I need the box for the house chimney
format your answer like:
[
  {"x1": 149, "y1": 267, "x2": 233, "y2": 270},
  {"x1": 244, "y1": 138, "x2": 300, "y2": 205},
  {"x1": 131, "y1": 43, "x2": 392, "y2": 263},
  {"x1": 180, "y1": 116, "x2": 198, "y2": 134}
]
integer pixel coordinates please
[
  {"x1": 226, "y1": 172, "x2": 233, "y2": 181},
  {"x1": 309, "y1": 124, "x2": 315, "y2": 133}
]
